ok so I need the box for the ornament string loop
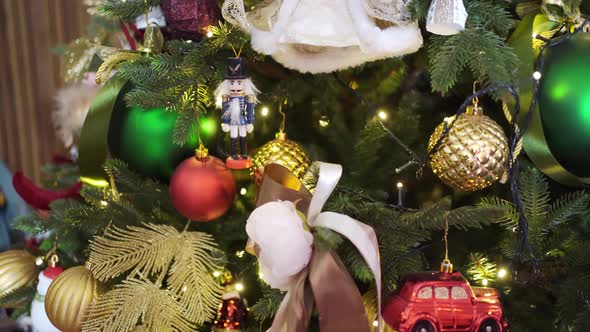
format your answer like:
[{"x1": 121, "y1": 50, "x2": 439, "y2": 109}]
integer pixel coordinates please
[{"x1": 472, "y1": 81, "x2": 479, "y2": 106}]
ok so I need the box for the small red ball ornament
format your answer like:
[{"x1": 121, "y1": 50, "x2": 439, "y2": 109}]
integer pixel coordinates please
[{"x1": 169, "y1": 150, "x2": 236, "y2": 222}]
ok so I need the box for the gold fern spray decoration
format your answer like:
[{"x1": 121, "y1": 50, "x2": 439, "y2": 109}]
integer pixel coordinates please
[{"x1": 84, "y1": 222, "x2": 223, "y2": 331}]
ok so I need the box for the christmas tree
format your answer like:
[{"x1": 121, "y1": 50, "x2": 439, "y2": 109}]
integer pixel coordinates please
[{"x1": 2, "y1": 0, "x2": 590, "y2": 331}]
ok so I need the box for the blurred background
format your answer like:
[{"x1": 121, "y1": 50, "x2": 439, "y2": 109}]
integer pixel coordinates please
[{"x1": 0, "y1": 1, "x2": 89, "y2": 184}]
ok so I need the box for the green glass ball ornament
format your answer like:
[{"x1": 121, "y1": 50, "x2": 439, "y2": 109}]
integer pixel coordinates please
[
  {"x1": 107, "y1": 90, "x2": 198, "y2": 180},
  {"x1": 538, "y1": 31, "x2": 590, "y2": 177}
]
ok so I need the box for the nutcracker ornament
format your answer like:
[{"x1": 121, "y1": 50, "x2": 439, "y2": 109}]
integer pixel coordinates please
[{"x1": 215, "y1": 57, "x2": 260, "y2": 169}]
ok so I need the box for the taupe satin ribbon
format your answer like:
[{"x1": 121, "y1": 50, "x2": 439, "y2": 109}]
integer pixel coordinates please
[{"x1": 249, "y1": 162, "x2": 380, "y2": 332}]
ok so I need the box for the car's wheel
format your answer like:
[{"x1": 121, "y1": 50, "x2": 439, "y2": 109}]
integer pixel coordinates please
[
  {"x1": 411, "y1": 320, "x2": 436, "y2": 332},
  {"x1": 478, "y1": 319, "x2": 501, "y2": 332}
]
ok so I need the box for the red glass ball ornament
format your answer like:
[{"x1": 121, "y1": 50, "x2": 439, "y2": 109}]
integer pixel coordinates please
[
  {"x1": 169, "y1": 155, "x2": 236, "y2": 222},
  {"x1": 160, "y1": 0, "x2": 221, "y2": 40}
]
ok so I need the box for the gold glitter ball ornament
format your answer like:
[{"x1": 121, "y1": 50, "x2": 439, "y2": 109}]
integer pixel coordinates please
[
  {"x1": 251, "y1": 132, "x2": 311, "y2": 188},
  {"x1": 45, "y1": 265, "x2": 101, "y2": 332},
  {"x1": 0, "y1": 250, "x2": 38, "y2": 306},
  {"x1": 428, "y1": 105, "x2": 509, "y2": 191}
]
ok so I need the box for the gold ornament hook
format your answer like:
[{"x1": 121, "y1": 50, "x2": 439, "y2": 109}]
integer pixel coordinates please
[
  {"x1": 472, "y1": 81, "x2": 479, "y2": 107},
  {"x1": 48, "y1": 254, "x2": 59, "y2": 268},
  {"x1": 279, "y1": 99, "x2": 287, "y2": 133}
]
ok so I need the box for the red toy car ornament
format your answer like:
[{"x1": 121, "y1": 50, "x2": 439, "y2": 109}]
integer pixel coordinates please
[{"x1": 382, "y1": 271, "x2": 509, "y2": 332}]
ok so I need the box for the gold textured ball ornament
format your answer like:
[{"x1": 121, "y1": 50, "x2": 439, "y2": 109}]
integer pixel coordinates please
[
  {"x1": 251, "y1": 132, "x2": 311, "y2": 187},
  {"x1": 0, "y1": 250, "x2": 38, "y2": 306},
  {"x1": 428, "y1": 104, "x2": 509, "y2": 191},
  {"x1": 45, "y1": 265, "x2": 101, "y2": 332}
]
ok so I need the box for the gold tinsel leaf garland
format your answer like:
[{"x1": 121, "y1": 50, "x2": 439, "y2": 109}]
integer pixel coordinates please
[
  {"x1": 83, "y1": 277, "x2": 195, "y2": 332},
  {"x1": 87, "y1": 223, "x2": 222, "y2": 329},
  {"x1": 88, "y1": 223, "x2": 180, "y2": 281},
  {"x1": 167, "y1": 232, "x2": 223, "y2": 323}
]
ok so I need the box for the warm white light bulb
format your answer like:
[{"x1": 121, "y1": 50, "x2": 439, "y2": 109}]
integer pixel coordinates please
[
  {"x1": 240, "y1": 187, "x2": 247, "y2": 196},
  {"x1": 235, "y1": 283, "x2": 244, "y2": 291},
  {"x1": 396, "y1": 182, "x2": 403, "y2": 189},
  {"x1": 372, "y1": 321, "x2": 379, "y2": 327},
  {"x1": 213, "y1": 271, "x2": 221, "y2": 277},
  {"x1": 261, "y1": 107, "x2": 269, "y2": 117},
  {"x1": 533, "y1": 71, "x2": 542, "y2": 80},
  {"x1": 206, "y1": 30, "x2": 214, "y2": 38},
  {"x1": 497, "y1": 268, "x2": 507, "y2": 279},
  {"x1": 378, "y1": 110, "x2": 388, "y2": 120},
  {"x1": 482, "y1": 278, "x2": 489, "y2": 286}
]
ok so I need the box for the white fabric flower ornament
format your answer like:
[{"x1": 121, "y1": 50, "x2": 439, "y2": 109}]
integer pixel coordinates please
[{"x1": 246, "y1": 201, "x2": 313, "y2": 290}]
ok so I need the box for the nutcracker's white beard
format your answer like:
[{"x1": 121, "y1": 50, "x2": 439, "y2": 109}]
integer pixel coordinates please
[
  {"x1": 224, "y1": 99, "x2": 247, "y2": 138},
  {"x1": 227, "y1": 99, "x2": 242, "y2": 126},
  {"x1": 214, "y1": 78, "x2": 260, "y2": 108}
]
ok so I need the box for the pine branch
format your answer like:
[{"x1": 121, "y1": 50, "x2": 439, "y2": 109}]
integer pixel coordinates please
[
  {"x1": 313, "y1": 226, "x2": 344, "y2": 251},
  {"x1": 250, "y1": 288, "x2": 285, "y2": 322},
  {"x1": 101, "y1": 0, "x2": 161, "y2": 21},
  {"x1": 408, "y1": 0, "x2": 432, "y2": 20},
  {"x1": 518, "y1": 167, "x2": 550, "y2": 225},
  {"x1": 429, "y1": 30, "x2": 518, "y2": 94},
  {"x1": 547, "y1": 191, "x2": 589, "y2": 227},
  {"x1": 466, "y1": 252, "x2": 497, "y2": 283},
  {"x1": 0, "y1": 286, "x2": 36, "y2": 308},
  {"x1": 478, "y1": 196, "x2": 519, "y2": 228},
  {"x1": 466, "y1": 0, "x2": 516, "y2": 37}
]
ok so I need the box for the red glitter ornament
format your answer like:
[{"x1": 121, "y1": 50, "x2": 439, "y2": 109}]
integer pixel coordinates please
[
  {"x1": 169, "y1": 155, "x2": 236, "y2": 222},
  {"x1": 160, "y1": 0, "x2": 221, "y2": 40},
  {"x1": 213, "y1": 278, "x2": 248, "y2": 331}
]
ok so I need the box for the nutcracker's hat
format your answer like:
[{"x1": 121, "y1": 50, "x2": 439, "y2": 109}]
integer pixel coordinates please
[{"x1": 225, "y1": 57, "x2": 246, "y2": 79}]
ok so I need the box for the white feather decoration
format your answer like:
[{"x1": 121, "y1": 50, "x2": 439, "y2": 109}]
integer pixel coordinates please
[
  {"x1": 53, "y1": 82, "x2": 98, "y2": 148},
  {"x1": 222, "y1": 0, "x2": 423, "y2": 74}
]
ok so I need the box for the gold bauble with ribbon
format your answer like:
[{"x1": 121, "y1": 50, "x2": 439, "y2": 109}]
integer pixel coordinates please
[
  {"x1": 251, "y1": 131, "x2": 311, "y2": 188},
  {"x1": 0, "y1": 250, "x2": 38, "y2": 306},
  {"x1": 428, "y1": 104, "x2": 509, "y2": 191},
  {"x1": 45, "y1": 265, "x2": 101, "y2": 332}
]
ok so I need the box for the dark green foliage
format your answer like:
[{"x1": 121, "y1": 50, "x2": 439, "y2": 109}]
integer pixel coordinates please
[
  {"x1": 428, "y1": 30, "x2": 519, "y2": 94},
  {"x1": 428, "y1": 0, "x2": 518, "y2": 93},
  {"x1": 325, "y1": 191, "x2": 502, "y2": 291},
  {"x1": 101, "y1": 0, "x2": 161, "y2": 21},
  {"x1": 408, "y1": 0, "x2": 432, "y2": 20},
  {"x1": 0, "y1": 286, "x2": 36, "y2": 310},
  {"x1": 480, "y1": 167, "x2": 589, "y2": 259},
  {"x1": 250, "y1": 288, "x2": 284, "y2": 322},
  {"x1": 480, "y1": 167, "x2": 590, "y2": 330}
]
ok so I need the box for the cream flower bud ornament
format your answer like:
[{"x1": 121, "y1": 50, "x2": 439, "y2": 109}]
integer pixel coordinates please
[
  {"x1": 245, "y1": 162, "x2": 383, "y2": 332},
  {"x1": 246, "y1": 201, "x2": 313, "y2": 290}
]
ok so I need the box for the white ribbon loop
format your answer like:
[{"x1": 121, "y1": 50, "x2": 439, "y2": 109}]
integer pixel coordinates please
[{"x1": 307, "y1": 162, "x2": 382, "y2": 332}]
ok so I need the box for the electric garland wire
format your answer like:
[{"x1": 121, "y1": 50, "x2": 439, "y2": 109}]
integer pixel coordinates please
[{"x1": 334, "y1": 18, "x2": 590, "y2": 268}]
